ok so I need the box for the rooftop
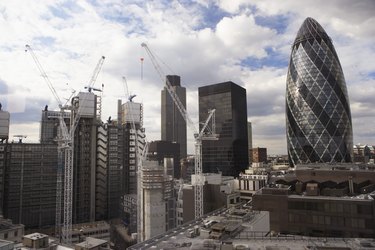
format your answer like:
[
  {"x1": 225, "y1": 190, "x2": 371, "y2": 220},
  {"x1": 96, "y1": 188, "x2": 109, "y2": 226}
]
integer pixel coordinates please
[
  {"x1": 75, "y1": 237, "x2": 107, "y2": 248},
  {"x1": 23, "y1": 233, "x2": 48, "y2": 240},
  {"x1": 129, "y1": 204, "x2": 375, "y2": 250}
]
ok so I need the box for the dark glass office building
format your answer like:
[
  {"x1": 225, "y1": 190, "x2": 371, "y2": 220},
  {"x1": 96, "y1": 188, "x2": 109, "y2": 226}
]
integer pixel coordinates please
[
  {"x1": 199, "y1": 81, "x2": 248, "y2": 177},
  {"x1": 286, "y1": 17, "x2": 353, "y2": 166},
  {"x1": 161, "y1": 75, "x2": 187, "y2": 160}
]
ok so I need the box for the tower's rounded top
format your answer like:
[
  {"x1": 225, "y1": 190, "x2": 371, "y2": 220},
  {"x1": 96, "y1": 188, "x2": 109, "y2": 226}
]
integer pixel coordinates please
[{"x1": 293, "y1": 17, "x2": 331, "y2": 46}]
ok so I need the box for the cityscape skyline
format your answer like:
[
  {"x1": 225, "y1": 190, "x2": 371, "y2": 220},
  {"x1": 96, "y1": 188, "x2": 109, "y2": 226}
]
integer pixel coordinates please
[{"x1": 0, "y1": 1, "x2": 374, "y2": 154}]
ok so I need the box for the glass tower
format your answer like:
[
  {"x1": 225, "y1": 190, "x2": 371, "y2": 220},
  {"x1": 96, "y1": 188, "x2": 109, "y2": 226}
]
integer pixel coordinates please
[
  {"x1": 286, "y1": 17, "x2": 353, "y2": 166},
  {"x1": 161, "y1": 75, "x2": 187, "y2": 160},
  {"x1": 199, "y1": 81, "x2": 248, "y2": 176}
]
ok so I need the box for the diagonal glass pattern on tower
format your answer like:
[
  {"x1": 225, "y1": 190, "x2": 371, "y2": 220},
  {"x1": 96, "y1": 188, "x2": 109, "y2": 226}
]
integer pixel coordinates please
[{"x1": 286, "y1": 17, "x2": 353, "y2": 166}]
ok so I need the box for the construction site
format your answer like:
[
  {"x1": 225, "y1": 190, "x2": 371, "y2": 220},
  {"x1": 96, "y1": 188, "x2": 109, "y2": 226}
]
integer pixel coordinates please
[
  {"x1": 0, "y1": 42, "x2": 223, "y2": 249},
  {"x1": 0, "y1": 38, "x2": 374, "y2": 250}
]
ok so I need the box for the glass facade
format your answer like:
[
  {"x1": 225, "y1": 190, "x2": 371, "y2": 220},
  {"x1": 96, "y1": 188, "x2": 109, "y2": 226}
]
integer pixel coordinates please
[
  {"x1": 286, "y1": 17, "x2": 353, "y2": 166},
  {"x1": 199, "y1": 82, "x2": 248, "y2": 177},
  {"x1": 161, "y1": 75, "x2": 187, "y2": 160}
]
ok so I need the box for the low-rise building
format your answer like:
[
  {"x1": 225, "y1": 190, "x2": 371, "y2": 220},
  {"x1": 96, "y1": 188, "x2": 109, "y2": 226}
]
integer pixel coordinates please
[
  {"x1": 0, "y1": 217, "x2": 24, "y2": 243},
  {"x1": 253, "y1": 163, "x2": 375, "y2": 238},
  {"x1": 74, "y1": 237, "x2": 109, "y2": 250},
  {"x1": 177, "y1": 173, "x2": 241, "y2": 225},
  {"x1": 234, "y1": 168, "x2": 268, "y2": 200},
  {"x1": 70, "y1": 221, "x2": 110, "y2": 244}
]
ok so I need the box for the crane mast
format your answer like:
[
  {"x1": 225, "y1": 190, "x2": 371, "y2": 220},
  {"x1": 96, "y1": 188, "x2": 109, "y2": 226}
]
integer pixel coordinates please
[
  {"x1": 141, "y1": 43, "x2": 218, "y2": 219},
  {"x1": 26, "y1": 45, "x2": 105, "y2": 244},
  {"x1": 122, "y1": 76, "x2": 145, "y2": 242}
]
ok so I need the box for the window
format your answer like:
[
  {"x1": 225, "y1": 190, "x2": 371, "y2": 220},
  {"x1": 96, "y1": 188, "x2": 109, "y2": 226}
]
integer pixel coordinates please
[{"x1": 324, "y1": 216, "x2": 331, "y2": 225}]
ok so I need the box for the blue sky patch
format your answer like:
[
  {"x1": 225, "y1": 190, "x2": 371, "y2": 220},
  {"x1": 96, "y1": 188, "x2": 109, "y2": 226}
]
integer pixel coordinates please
[
  {"x1": 0, "y1": 79, "x2": 9, "y2": 94},
  {"x1": 198, "y1": 4, "x2": 229, "y2": 30},
  {"x1": 255, "y1": 14, "x2": 289, "y2": 34},
  {"x1": 34, "y1": 36, "x2": 56, "y2": 47},
  {"x1": 240, "y1": 47, "x2": 288, "y2": 69},
  {"x1": 49, "y1": 6, "x2": 71, "y2": 19},
  {"x1": 368, "y1": 71, "x2": 375, "y2": 79}
]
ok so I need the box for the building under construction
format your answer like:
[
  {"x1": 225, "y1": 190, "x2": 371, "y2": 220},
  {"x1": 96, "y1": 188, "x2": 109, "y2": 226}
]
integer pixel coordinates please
[
  {"x1": 107, "y1": 99, "x2": 145, "y2": 226},
  {"x1": 0, "y1": 91, "x2": 109, "y2": 230},
  {"x1": 40, "y1": 107, "x2": 70, "y2": 144},
  {"x1": 141, "y1": 159, "x2": 175, "y2": 241},
  {"x1": 71, "y1": 92, "x2": 107, "y2": 223}
]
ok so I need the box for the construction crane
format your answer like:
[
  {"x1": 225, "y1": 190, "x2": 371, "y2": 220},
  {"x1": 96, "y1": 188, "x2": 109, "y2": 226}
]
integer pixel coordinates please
[
  {"x1": 84, "y1": 86, "x2": 102, "y2": 92},
  {"x1": 141, "y1": 43, "x2": 218, "y2": 219},
  {"x1": 122, "y1": 76, "x2": 146, "y2": 242},
  {"x1": 25, "y1": 45, "x2": 105, "y2": 244}
]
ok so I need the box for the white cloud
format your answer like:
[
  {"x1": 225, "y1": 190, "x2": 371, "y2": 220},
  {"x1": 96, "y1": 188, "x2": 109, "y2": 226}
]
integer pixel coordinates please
[
  {"x1": 0, "y1": 0, "x2": 374, "y2": 154},
  {"x1": 216, "y1": 14, "x2": 277, "y2": 59}
]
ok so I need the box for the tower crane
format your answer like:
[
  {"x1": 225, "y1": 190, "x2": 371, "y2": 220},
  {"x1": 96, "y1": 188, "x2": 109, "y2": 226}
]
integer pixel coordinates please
[
  {"x1": 25, "y1": 45, "x2": 105, "y2": 244},
  {"x1": 141, "y1": 43, "x2": 218, "y2": 219},
  {"x1": 122, "y1": 76, "x2": 146, "y2": 242}
]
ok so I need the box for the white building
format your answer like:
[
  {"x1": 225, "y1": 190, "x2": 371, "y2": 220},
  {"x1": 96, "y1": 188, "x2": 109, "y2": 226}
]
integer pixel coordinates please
[
  {"x1": 141, "y1": 159, "x2": 175, "y2": 241},
  {"x1": 234, "y1": 168, "x2": 268, "y2": 200}
]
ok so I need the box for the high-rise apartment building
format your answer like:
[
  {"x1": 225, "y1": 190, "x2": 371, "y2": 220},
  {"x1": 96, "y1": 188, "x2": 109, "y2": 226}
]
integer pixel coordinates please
[
  {"x1": 199, "y1": 81, "x2": 248, "y2": 176},
  {"x1": 161, "y1": 75, "x2": 187, "y2": 160},
  {"x1": 286, "y1": 17, "x2": 353, "y2": 166}
]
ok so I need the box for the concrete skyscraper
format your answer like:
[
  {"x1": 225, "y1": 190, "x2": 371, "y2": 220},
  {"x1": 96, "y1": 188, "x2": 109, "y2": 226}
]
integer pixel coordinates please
[
  {"x1": 161, "y1": 75, "x2": 187, "y2": 160},
  {"x1": 286, "y1": 17, "x2": 353, "y2": 166},
  {"x1": 199, "y1": 81, "x2": 248, "y2": 177}
]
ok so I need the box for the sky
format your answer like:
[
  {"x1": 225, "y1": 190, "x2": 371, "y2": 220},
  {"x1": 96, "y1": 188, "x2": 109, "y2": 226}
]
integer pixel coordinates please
[{"x1": 0, "y1": 0, "x2": 374, "y2": 155}]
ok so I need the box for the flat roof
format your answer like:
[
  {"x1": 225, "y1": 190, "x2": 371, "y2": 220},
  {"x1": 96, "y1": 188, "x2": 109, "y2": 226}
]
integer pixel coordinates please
[
  {"x1": 129, "y1": 203, "x2": 375, "y2": 250},
  {"x1": 288, "y1": 194, "x2": 374, "y2": 202},
  {"x1": 75, "y1": 237, "x2": 107, "y2": 248},
  {"x1": 23, "y1": 233, "x2": 48, "y2": 240}
]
